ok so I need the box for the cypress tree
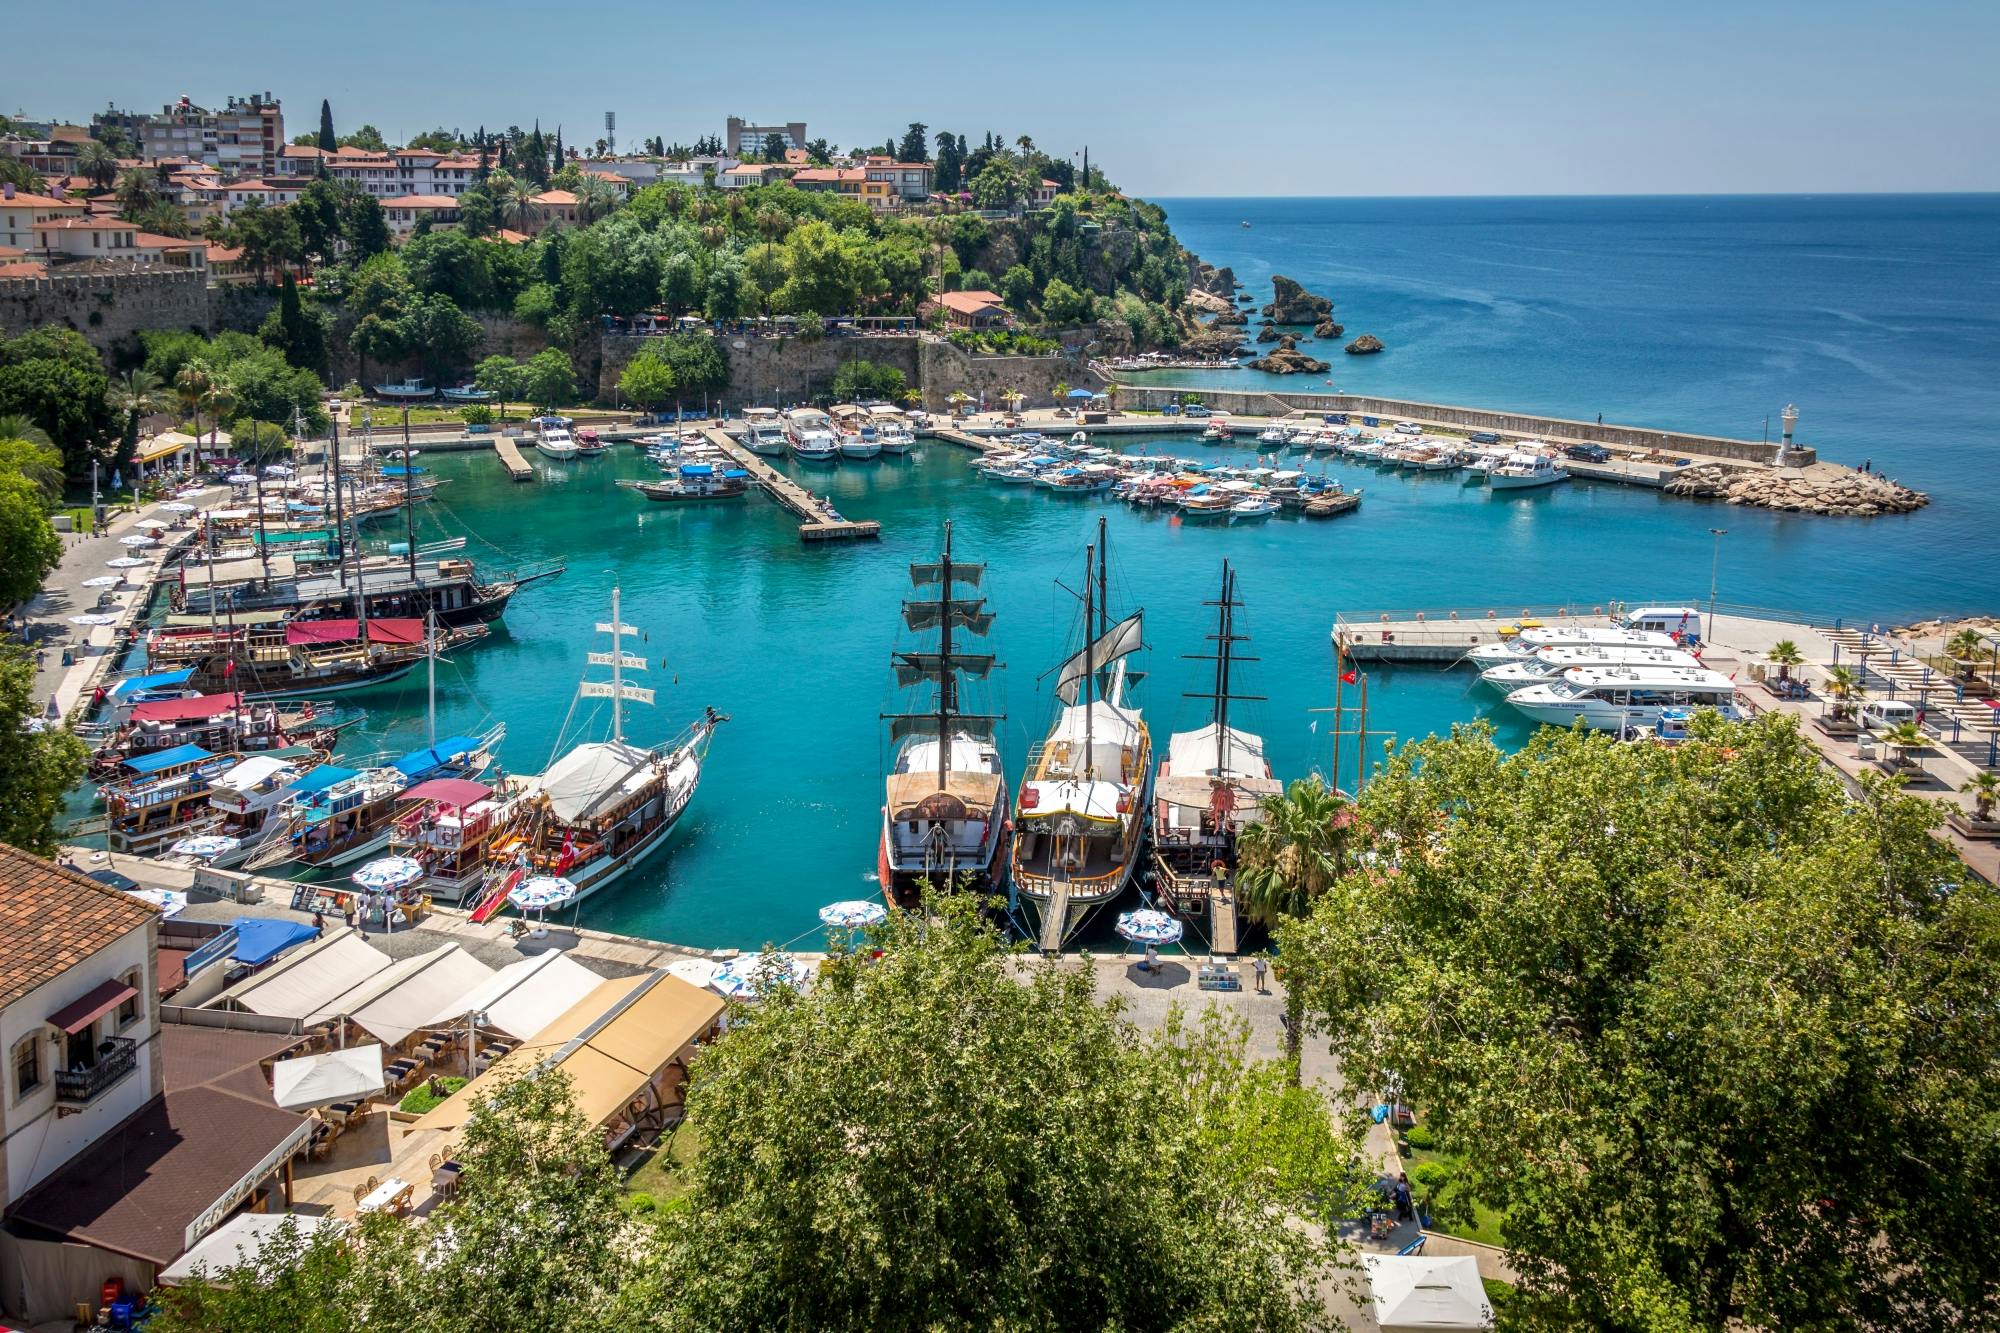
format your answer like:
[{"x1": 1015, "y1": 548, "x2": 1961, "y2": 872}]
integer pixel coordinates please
[
  {"x1": 553, "y1": 126, "x2": 564, "y2": 168},
  {"x1": 476, "y1": 127, "x2": 490, "y2": 181},
  {"x1": 318, "y1": 99, "x2": 335, "y2": 153}
]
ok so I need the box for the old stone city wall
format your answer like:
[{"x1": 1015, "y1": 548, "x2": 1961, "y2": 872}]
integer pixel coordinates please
[{"x1": 0, "y1": 269, "x2": 212, "y2": 358}]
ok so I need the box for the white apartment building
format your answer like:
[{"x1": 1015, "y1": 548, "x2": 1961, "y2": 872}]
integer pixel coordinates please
[
  {"x1": 0, "y1": 183, "x2": 85, "y2": 250},
  {"x1": 724, "y1": 117, "x2": 807, "y2": 156},
  {"x1": 141, "y1": 94, "x2": 283, "y2": 179},
  {"x1": 279, "y1": 145, "x2": 485, "y2": 200}
]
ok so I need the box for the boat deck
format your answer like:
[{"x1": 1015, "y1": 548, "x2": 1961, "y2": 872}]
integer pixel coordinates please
[{"x1": 699, "y1": 429, "x2": 881, "y2": 542}]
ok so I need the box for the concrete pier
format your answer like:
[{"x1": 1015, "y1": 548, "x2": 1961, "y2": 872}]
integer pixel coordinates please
[
  {"x1": 699, "y1": 428, "x2": 881, "y2": 542},
  {"x1": 492, "y1": 435, "x2": 533, "y2": 481}
]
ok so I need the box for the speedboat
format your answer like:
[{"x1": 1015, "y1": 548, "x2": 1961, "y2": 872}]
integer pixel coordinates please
[
  {"x1": 1466, "y1": 626, "x2": 1679, "y2": 670},
  {"x1": 574, "y1": 429, "x2": 607, "y2": 458},
  {"x1": 1478, "y1": 644, "x2": 1702, "y2": 690},
  {"x1": 1504, "y1": 665, "x2": 1742, "y2": 732},
  {"x1": 534, "y1": 417, "x2": 580, "y2": 461},
  {"x1": 1257, "y1": 425, "x2": 1292, "y2": 445},
  {"x1": 1231, "y1": 497, "x2": 1280, "y2": 519},
  {"x1": 840, "y1": 431, "x2": 883, "y2": 460}
]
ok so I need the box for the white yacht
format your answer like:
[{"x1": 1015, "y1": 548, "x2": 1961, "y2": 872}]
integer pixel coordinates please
[
  {"x1": 840, "y1": 430, "x2": 883, "y2": 460},
  {"x1": 741, "y1": 407, "x2": 789, "y2": 455},
  {"x1": 199, "y1": 751, "x2": 334, "y2": 867},
  {"x1": 534, "y1": 416, "x2": 580, "y2": 461},
  {"x1": 1489, "y1": 453, "x2": 1569, "y2": 490},
  {"x1": 1467, "y1": 626, "x2": 1679, "y2": 670},
  {"x1": 790, "y1": 429, "x2": 841, "y2": 462},
  {"x1": 1479, "y1": 644, "x2": 1702, "y2": 690},
  {"x1": 1505, "y1": 664, "x2": 1742, "y2": 731}
]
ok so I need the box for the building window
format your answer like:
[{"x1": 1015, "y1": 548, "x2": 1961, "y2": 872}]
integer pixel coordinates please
[
  {"x1": 118, "y1": 970, "x2": 141, "y2": 1027},
  {"x1": 14, "y1": 1035, "x2": 40, "y2": 1099}
]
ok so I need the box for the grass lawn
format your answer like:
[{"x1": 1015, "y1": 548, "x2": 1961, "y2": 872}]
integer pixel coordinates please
[
  {"x1": 396, "y1": 1076, "x2": 468, "y2": 1116},
  {"x1": 623, "y1": 1120, "x2": 699, "y2": 1203},
  {"x1": 1406, "y1": 1144, "x2": 1512, "y2": 1248}
]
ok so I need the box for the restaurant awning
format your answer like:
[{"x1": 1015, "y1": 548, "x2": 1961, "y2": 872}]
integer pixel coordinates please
[
  {"x1": 48, "y1": 979, "x2": 138, "y2": 1034},
  {"x1": 320, "y1": 944, "x2": 495, "y2": 1045},
  {"x1": 214, "y1": 928, "x2": 389, "y2": 1020},
  {"x1": 425, "y1": 950, "x2": 605, "y2": 1040},
  {"x1": 269, "y1": 1044, "x2": 385, "y2": 1111},
  {"x1": 158, "y1": 1213, "x2": 346, "y2": 1287}
]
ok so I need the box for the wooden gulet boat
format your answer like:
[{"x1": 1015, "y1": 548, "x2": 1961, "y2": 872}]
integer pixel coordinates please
[
  {"x1": 878, "y1": 522, "x2": 1008, "y2": 907},
  {"x1": 1011, "y1": 515, "x2": 1152, "y2": 952}
]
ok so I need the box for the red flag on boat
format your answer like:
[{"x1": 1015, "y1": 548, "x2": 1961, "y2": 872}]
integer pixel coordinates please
[
  {"x1": 555, "y1": 829, "x2": 576, "y2": 873},
  {"x1": 1341, "y1": 669, "x2": 1358, "y2": 684},
  {"x1": 222, "y1": 659, "x2": 236, "y2": 678}
]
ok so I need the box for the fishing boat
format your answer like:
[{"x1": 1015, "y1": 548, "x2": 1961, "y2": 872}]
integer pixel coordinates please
[
  {"x1": 1150, "y1": 562, "x2": 1282, "y2": 925},
  {"x1": 621, "y1": 464, "x2": 751, "y2": 502},
  {"x1": 441, "y1": 384, "x2": 494, "y2": 403},
  {"x1": 840, "y1": 428, "x2": 884, "y2": 460},
  {"x1": 1178, "y1": 488, "x2": 1237, "y2": 519},
  {"x1": 534, "y1": 417, "x2": 580, "y2": 461},
  {"x1": 1504, "y1": 664, "x2": 1743, "y2": 731},
  {"x1": 373, "y1": 380, "x2": 435, "y2": 401},
  {"x1": 1201, "y1": 420, "x2": 1234, "y2": 442},
  {"x1": 467, "y1": 588, "x2": 726, "y2": 916},
  {"x1": 199, "y1": 748, "x2": 338, "y2": 866},
  {"x1": 574, "y1": 428, "x2": 608, "y2": 458},
  {"x1": 1257, "y1": 425, "x2": 1293, "y2": 445},
  {"x1": 878, "y1": 523, "x2": 1008, "y2": 907},
  {"x1": 867, "y1": 405, "x2": 914, "y2": 453},
  {"x1": 1488, "y1": 453, "x2": 1569, "y2": 490},
  {"x1": 1230, "y1": 497, "x2": 1280, "y2": 519},
  {"x1": 1012, "y1": 516, "x2": 1151, "y2": 952}
]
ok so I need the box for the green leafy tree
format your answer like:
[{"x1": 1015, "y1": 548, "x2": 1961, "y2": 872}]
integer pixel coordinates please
[
  {"x1": 261, "y1": 273, "x2": 329, "y2": 375},
  {"x1": 657, "y1": 334, "x2": 729, "y2": 416},
  {"x1": 830, "y1": 358, "x2": 906, "y2": 403},
  {"x1": 338, "y1": 124, "x2": 388, "y2": 152},
  {"x1": 896, "y1": 122, "x2": 929, "y2": 164},
  {"x1": 617, "y1": 350, "x2": 676, "y2": 413},
  {"x1": 0, "y1": 476, "x2": 61, "y2": 612},
  {"x1": 519, "y1": 348, "x2": 577, "y2": 410},
  {"x1": 998, "y1": 263, "x2": 1035, "y2": 310},
  {"x1": 1281, "y1": 715, "x2": 2000, "y2": 1330},
  {"x1": 0, "y1": 647, "x2": 88, "y2": 853},
  {"x1": 226, "y1": 418, "x2": 291, "y2": 463},
  {"x1": 455, "y1": 185, "x2": 500, "y2": 238},
  {"x1": 348, "y1": 316, "x2": 403, "y2": 391},
  {"x1": 291, "y1": 178, "x2": 345, "y2": 262},
  {"x1": 472, "y1": 355, "x2": 524, "y2": 418},
  {"x1": 400, "y1": 293, "x2": 484, "y2": 383},
  {"x1": 340, "y1": 191, "x2": 390, "y2": 258},
  {"x1": 644, "y1": 895, "x2": 1363, "y2": 1329},
  {"x1": 804, "y1": 136, "x2": 834, "y2": 165},
  {"x1": 103, "y1": 369, "x2": 167, "y2": 478},
  {"x1": 1040, "y1": 277, "x2": 1095, "y2": 326},
  {"x1": 0, "y1": 434, "x2": 65, "y2": 504},
  {"x1": 969, "y1": 156, "x2": 1026, "y2": 211},
  {"x1": 402, "y1": 230, "x2": 497, "y2": 309},
  {"x1": 0, "y1": 327, "x2": 113, "y2": 479},
  {"x1": 703, "y1": 258, "x2": 746, "y2": 324}
]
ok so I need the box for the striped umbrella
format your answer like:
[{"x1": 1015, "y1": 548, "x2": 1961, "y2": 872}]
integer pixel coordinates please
[
  {"x1": 1115, "y1": 909, "x2": 1184, "y2": 946},
  {"x1": 817, "y1": 900, "x2": 887, "y2": 928},
  {"x1": 353, "y1": 856, "x2": 425, "y2": 891},
  {"x1": 710, "y1": 954, "x2": 815, "y2": 1001}
]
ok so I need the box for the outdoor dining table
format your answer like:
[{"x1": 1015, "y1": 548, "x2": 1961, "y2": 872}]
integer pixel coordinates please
[
  {"x1": 358, "y1": 1176, "x2": 414, "y2": 1214},
  {"x1": 326, "y1": 1100, "x2": 362, "y2": 1125}
]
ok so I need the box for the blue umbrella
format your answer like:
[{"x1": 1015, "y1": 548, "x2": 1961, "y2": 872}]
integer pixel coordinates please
[
  {"x1": 1066, "y1": 388, "x2": 1095, "y2": 400},
  {"x1": 1116, "y1": 909, "x2": 1184, "y2": 945}
]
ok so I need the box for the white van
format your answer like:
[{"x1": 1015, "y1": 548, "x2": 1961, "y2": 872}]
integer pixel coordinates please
[
  {"x1": 1621, "y1": 606, "x2": 1703, "y2": 639},
  {"x1": 1858, "y1": 699, "x2": 1920, "y2": 734}
]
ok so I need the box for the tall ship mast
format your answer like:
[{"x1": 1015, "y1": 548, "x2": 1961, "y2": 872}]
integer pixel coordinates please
[
  {"x1": 1149, "y1": 562, "x2": 1280, "y2": 944},
  {"x1": 1011, "y1": 514, "x2": 1151, "y2": 952},
  {"x1": 468, "y1": 586, "x2": 726, "y2": 919},
  {"x1": 878, "y1": 522, "x2": 1007, "y2": 906}
]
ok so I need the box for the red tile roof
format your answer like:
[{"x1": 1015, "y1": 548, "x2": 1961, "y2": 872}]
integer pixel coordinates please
[
  {"x1": 379, "y1": 194, "x2": 460, "y2": 209},
  {"x1": 36, "y1": 217, "x2": 135, "y2": 231},
  {"x1": 0, "y1": 843, "x2": 159, "y2": 1010},
  {"x1": 204, "y1": 243, "x2": 244, "y2": 263},
  {"x1": 134, "y1": 232, "x2": 203, "y2": 250},
  {"x1": 0, "y1": 191, "x2": 81, "y2": 210},
  {"x1": 530, "y1": 189, "x2": 578, "y2": 205},
  {"x1": 0, "y1": 261, "x2": 48, "y2": 278}
]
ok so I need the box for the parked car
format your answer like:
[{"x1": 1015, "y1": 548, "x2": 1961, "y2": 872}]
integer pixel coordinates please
[
  {"x1": 1182, "y1": 404, "x2": 1212, "y2": 418},
  {"x1": 86, "y1": 868, "x2": 141, "y2": 892},
  {"x1": 1161, "y1": 403, "x2": 1182, "y2": 416},
  {"x1": 1564, "y1": 443, "x2": 1611, "y2": 463},
  {"x1": 1858, "y1": 699, "x2": 1921, "y2": 734},
  {"x1": 1467, "y1": 430, "x2": 1500, "y2": 445}
]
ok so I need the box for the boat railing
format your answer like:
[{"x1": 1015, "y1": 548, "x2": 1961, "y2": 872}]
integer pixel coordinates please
[{"x1": 1012, "y1": 861, "x2": 1129, "y2": 900}]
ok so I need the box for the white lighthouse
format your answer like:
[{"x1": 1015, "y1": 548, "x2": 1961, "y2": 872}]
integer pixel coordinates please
[{"x1": 1780, "y1": 403, "x2": 1800, "y2": 468}]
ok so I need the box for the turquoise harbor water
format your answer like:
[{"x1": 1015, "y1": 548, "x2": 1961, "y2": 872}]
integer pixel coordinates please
[{"x1": 272, "y1": 197, "x2": 2000, "y2": 947}]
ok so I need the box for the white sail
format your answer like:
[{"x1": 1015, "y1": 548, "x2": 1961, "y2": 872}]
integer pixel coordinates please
[{"x1": 1055, "y1": 611, "x2": 1144, "y2": 705}]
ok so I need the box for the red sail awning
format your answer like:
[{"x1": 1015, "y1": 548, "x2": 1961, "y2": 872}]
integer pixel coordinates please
[
  {"x1": 401, "y1": 778, "x2": 492, "y2": 808},
  {"x1": 130, "y1": 693, "x2": 242, "y2": 722},
  {"x1": 49, "y1": 979, "x2": 138, "y2": 1034},
  {"x1": 283, "y1": 619, "x2": 426, "y2": 646}
]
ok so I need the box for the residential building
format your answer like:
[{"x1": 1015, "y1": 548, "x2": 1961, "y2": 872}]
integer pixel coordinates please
[
  {"x1": 1032, "y1": 178, "x2": 1061, "y2": 208},
  {"x1": 0, "y1": 136, "x2": 79, "y2": 179},
  {"x1": 378, "y1": 194, "x2": 462, "y2": 237},
  {"x1": 220, "y1": 178, "x2": 311, "y2": 212},
  {"x1": 0, "y1": 246, "x2": 45, "y2": 279},
  {"x1": 89, "y1": 103, "x2": 151, "y2": 150},
  {"x1": 586, "y1": 158, "x2": 663, "y2": 187},
  {"x1": 862, "y1": 156, "x2": 933, "y2": 204},
  {"x1": 141, "y1": 94, "x2": 283, "y2": 179},
  {"x1": 278, "y1": 145, "x2": 485, "y2": 200},
  {"x1": 935, "y1": 289, "x2": 1012, "y2": 329},
  {"x1": 0, "y1": 183, "x2": 85, "y2": 250},
  {"x1": 717, "y1": 162, "x2": 782, "y2": 190},
  {"x1": 580, "y1": 168, "x2": 635, "y2": 200},
  {"x1": 28, "y1": 219, "x2": 207, "y2": 275},
  {"x1": 724, "y1": 117, "x2": 807, "y2": 157}
]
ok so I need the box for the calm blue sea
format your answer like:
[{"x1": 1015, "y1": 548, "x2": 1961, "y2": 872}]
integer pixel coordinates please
[{"x1": 171, "y1": 196, "x2": 2000, "y2": 949}]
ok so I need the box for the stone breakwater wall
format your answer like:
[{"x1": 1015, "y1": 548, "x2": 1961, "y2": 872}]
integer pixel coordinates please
[
  {"x1": 1114, "y1": 384, "x2": 1803, "y2": 467},
  {"x1": 1665, "y1": 464, "x2": 1927, "y2": 516},
  {"x1": 0, "y1": 268, "x2": 212, "y2": 355}
]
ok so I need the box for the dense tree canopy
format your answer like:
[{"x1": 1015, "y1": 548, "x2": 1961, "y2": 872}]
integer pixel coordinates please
[
  {"x1": 1280, "y1": 715, "x2": 2000, "y2": 1331},
  {"x1": 0, "y1": 649, "x2": 87, "y2": 854},
  {"x1": 0, "y1": 328, "x2": 112, "y2": 478}
]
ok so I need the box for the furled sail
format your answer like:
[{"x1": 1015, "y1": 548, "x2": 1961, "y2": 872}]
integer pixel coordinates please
[
  {"x1": 910, "y1": 561, "x2": 984, "y2": 589},
  {"x1": 894, "y1": 652, "x2": 998, "y2": 687},
  {"x1": 1055, "y1": 611, "x2": 1144, "y2": 705},
  {"x1": 902, "y1": 599, "x2": 994, "y2": 635},
  {"x1": 887, "y1": 713, "x2": 1001, "y2": 743}
]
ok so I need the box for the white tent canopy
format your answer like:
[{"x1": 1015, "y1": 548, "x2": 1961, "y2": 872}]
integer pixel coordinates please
[
  {"x1": 1166, "y1": 721, "x2": 1268, "y2": 781},
  {"x1": 158, "y1": 1213, "x2": 347, "y2": 1286},
  {"x1": 425, "y1": 949, "x2": 603, "y2": 1040},
  {"x1": 270, "y1": 1044, "x2": 386, "y2": 1110},
  {"x1": 530, "y1": 740, "x2": 658, "y2": 823},
  {"x1": 316, "y1": 943, "x2": 495, "y2": 1045},
  {"x1": 213, "y1": 928, "x2": 390, "y2": 1020},
  {"x1": 1363, "y1": 1255, "x2": 1493, "y2": 1332}
]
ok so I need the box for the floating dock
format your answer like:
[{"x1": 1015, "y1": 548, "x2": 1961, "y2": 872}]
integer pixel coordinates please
[
  {"x1": 927, "y1": 427, "x2": 1000, "y2": 454},
  {"x1": 1335, "y1": 606, "x2": 1641, "y2": 664},
  {"x1": 492, "y1": 435, "x2": 533, "y2": 481},
  {"x1": 699, "y1": 429, "x2": 881, "y2": 542}
]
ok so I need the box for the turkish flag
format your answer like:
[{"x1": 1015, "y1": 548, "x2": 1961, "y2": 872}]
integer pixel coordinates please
[
  {"x1": 1341, "y1": 669, "x2": 1358, "y2": 684},
  {"x1": 222, "y1": 659, "x2": 236, "y2": 678}
]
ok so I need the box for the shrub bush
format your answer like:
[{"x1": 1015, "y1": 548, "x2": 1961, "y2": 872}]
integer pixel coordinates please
[
  {"x1": 1404, "y1": 1123, "x2": 1436, "y2": 1151},
  {"x1": 459, "y1": 404, "x2": 494, "y2": 426}
]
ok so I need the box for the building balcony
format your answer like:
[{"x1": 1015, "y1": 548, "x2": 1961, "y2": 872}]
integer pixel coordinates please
[{"x1": 54, "y1": 1037, "x2": 139, "y2": 1109}]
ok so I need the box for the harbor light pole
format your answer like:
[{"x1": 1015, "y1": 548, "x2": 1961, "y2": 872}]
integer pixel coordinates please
[{"x1": 1707, "y1": 528, "x2": 1728, "y2": 643}]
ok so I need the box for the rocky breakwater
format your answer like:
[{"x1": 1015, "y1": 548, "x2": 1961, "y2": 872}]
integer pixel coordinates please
[
  {"x1": 1665, "y1": 463, "x2": 1929, "y2": 516},
  {"x1": 1246, "y1": 334, "x2": 1330, "y2": 375}
]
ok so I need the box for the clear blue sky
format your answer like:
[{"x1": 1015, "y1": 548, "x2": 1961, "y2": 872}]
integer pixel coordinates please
[{"x1": 11, "y1": 0, "x2": 1997, "y2": 196}]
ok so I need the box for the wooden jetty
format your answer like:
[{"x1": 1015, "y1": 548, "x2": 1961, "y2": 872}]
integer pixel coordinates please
[
  {"x1": 699, "y1": 428, "x2": 880, "y2": 542},
  {"x1": 492, "y1": 435, "x2": 534, "y2": 481},
  {"x1": 926, "y1": 426, "x2": 1000, "y2": 454}
]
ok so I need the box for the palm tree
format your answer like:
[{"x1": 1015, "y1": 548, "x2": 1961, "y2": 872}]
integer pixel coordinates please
[
  {"x1": 106, "y1": 370, "x2": 167, "y2": 468},
  {"x1": 573, "y1": 177, "x2": 619, "y2": 224},
  {"x1": 755, "y1": 206, "x2": 790, "y2": 271},
  {"x1": 999, "y1": 389, "x2": 1023, "y2": 419},
  {"x1": 1235, "y1": 776, "x2": 1356, "y2": 930},
  {"x1": 1766, "y1": 640, "x2": 1804, "y2": 683},
  {"x1": 1961, "y1": 771, "x2": 2000, "y2": 823},
  {"x1": 1878, "y1": 721, "x2": 1926, "y2": 774},
  {"x1": 1823, "y1": 665, "x2": 1862, "y2": 721},
  {"x1": 200, "y1": 377, "x2": 236, "y2": 454},
  {"x1": 115, "y1": 168, "x2": 159, "y2": 217},
  {"x1": 1946, "y1": 628, "x2": 1988, "y2": 682},
  {"x1": 0, "y1": 415, "x2": 55, "y2": 450},
  {"x1": 77, "y1": 140, "x2": 120, "y2": 192},
  {"x1": 1103, "y1": 382, "x2": 1122, "y2": 413},
  {"x1": 945, "y1": 391, "x2": 971, "y2": 418},
  {"x1": 0, "y1": 416, "x2": 63, "y2": 500},
  {"x1": 899, "y1": 388, "x2": 923, "y2": 413},
  {"x1": 174, "y1": 361, "x2": 214, "y2": 440},
  {"x1": 1015, "y1": 135, "x2": 1035, "y2": 158}
]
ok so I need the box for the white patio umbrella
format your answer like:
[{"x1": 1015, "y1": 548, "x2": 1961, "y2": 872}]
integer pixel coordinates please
[
  {"x1": 68, "y1": 613, "x2": 119, "y2": 626},
  {"x1": 226, "y1": 472, "x2": 259, "y2": 484},
  {"x1": 158, "y1": 501, "x2": 198, "y2": 513},
  {"x1": 509, "y1": 875, "x2": 578, "y2": 933},
  {"x1": 270, "y1": 1044, "x2": 386, "y2": 1111},
  {"x1": 118, "y1": 533, "x2": 157, "y2": 547},
  {"x1": 105, "y1": 556, "x2": 151, "y2": 568},
  {"x1": 353, "y1": 856, "x2": 425, "y2": 891},
  {"x1": 132, "y1": 517, "x2": 171, "y2": 531},
  {"x1": 1115, "y1": 909, "x2": 1185, "y2": 946},
  {"x1": 169, "y1": 834, "x2": 242, "y2": 859},
  {"x1": 80, "y1": 576, "x2": 123, "y2": 588},
  {"x1": 664, "y1": 956, "x2": 725, "y2": 988},
  {"x1": 710, "y1": 954, "x2": 815, "y2": 1001},
  {"x1": 263, "y1": 463, "x2": 295, "y2": 477},
  {"x1": 818, "y1": 900, "x2": 888, "y2": 929}
]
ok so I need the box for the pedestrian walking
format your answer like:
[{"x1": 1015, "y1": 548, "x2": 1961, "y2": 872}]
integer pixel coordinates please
[
  {"x1": 1393, "y1": 1172, "x2": 1414, "y2": 1223},
  {"x1": 1253, "y1": 955, "x2": 1269, "y2": 993}
]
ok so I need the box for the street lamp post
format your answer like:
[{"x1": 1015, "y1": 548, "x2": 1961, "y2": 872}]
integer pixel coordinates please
[{"x1": 1707, "y1": 528, "x2": 1727, "y2": 643}]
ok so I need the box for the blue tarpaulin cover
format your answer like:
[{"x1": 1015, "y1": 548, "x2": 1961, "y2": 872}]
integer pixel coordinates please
[
  {"x1": 390, "y1": 736, "x2": 476, "y2": 780},
  {"x1": 287, "y1": 765, "x2": 357, "y2": 798},
  {"x1": 122, "y1": 743, "x2": 213, "y2": 774},
  {"x1": 231, "y1": 916, "x2": 320, "y2": 967},
  {"x1": 108, "y1": 668, "x2": 195, "y2": 698}
]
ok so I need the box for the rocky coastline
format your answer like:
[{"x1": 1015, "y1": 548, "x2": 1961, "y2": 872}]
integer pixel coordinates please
[{"x1": 1664, "y1": 464, "x2": 1929, "y2": 516}]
